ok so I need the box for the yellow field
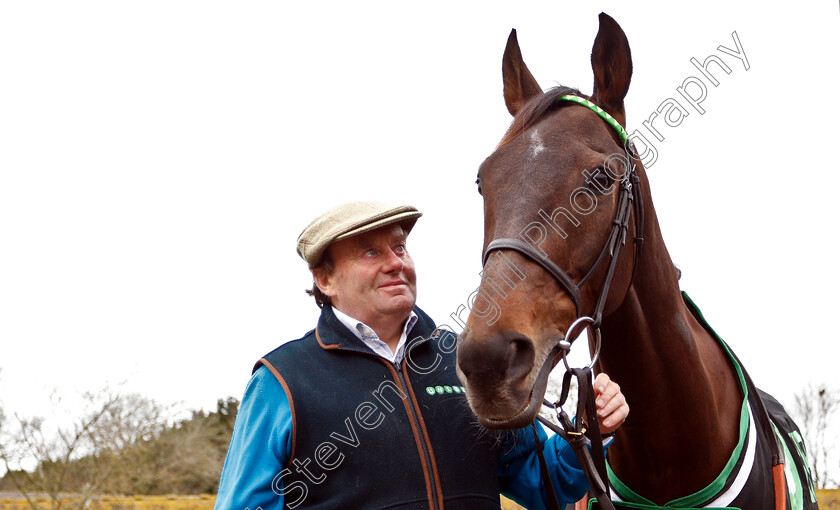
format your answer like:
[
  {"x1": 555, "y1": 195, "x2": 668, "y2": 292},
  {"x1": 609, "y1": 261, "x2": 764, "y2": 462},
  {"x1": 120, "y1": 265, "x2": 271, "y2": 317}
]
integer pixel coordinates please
[
  {"x1": 0, "y1": 495, "x2": 215, "y2": 510},
  {"x1": 0, "y1": 491, "x2": 836, "y2": 509},
  {"x1": 819, "y1": 489, "x2": 840, "y2": 509}
]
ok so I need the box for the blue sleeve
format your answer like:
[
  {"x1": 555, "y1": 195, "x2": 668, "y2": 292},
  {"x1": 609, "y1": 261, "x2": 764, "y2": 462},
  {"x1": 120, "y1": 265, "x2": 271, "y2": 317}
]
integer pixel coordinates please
[
  {"x1": 498, "y1": 422, "x2": 590, "y2": 510},
  {"x1": 215, "y1": 366, "x2": 293, "y2": 510}
]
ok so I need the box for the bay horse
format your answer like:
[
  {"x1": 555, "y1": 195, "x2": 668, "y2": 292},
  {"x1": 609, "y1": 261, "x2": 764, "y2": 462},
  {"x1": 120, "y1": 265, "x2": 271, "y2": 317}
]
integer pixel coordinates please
[{"x1": 455, "y1": 13, "x2": 817, "y2": 509}]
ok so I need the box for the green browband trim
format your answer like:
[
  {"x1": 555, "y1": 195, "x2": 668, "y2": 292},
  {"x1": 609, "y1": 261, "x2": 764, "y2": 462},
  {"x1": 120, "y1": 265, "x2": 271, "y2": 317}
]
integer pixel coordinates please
[{"x1": 558, "y1": 94, "x2": 629, "y2": 145}]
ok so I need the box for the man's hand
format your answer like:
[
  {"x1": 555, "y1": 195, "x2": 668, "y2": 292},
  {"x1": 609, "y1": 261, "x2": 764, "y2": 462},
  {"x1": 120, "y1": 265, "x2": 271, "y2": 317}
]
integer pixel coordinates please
[{"x1": 594, "y1": 373, "x2": 629, "y2": 435}]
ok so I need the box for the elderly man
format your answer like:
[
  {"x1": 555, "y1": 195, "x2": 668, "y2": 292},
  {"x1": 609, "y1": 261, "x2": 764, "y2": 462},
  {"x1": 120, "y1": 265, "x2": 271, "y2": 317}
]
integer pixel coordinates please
[{"x1": 215, "y1": 201, "x2": 628, "y2": 510}]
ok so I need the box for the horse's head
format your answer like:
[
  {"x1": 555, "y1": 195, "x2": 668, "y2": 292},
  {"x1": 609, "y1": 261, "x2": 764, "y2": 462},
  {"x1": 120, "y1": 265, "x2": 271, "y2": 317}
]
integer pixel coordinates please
[{"x1": 456, "y1": 13, "x2": 640, "y2": 429}]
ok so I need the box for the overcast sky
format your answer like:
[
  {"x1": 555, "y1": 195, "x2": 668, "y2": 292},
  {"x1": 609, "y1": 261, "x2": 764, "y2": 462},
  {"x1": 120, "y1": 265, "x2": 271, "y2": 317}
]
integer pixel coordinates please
[{"x1": 1, "y1": 0, "x2": 838, "y2": 456}]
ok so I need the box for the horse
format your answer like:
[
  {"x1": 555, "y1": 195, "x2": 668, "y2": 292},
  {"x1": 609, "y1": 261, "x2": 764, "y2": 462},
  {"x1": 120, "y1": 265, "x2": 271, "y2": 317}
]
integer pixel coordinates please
[{"x1": 455, "y1": 13, "x2": 818, "y2": 509}]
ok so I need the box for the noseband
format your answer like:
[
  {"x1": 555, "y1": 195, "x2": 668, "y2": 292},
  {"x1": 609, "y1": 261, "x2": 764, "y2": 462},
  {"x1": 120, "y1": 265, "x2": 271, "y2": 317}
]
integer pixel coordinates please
[
  {"x1": 481, "y1": 95, "x2": 645, "y2": 354},
  {"x1": 480, "y1": 95, "x2": 645, "y2": 510}
]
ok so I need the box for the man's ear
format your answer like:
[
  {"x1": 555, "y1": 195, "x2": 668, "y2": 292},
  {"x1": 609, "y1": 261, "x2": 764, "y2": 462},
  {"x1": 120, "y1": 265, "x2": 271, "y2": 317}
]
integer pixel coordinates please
[{"x1": 312, "y1": 267, "x2": 335, "y2": 297}]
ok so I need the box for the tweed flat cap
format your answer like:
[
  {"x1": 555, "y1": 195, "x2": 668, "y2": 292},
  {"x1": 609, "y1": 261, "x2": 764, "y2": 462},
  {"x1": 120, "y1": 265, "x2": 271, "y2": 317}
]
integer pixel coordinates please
[{"x1": 297, "y1": 201, "x2": 422, "y2": 268}]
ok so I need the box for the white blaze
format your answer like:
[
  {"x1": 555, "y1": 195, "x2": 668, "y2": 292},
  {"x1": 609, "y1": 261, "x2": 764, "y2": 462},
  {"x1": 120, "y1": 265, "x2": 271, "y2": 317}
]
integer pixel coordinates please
[{"x1": 529, "y1": 130, "x2": 545, "y2": 158}]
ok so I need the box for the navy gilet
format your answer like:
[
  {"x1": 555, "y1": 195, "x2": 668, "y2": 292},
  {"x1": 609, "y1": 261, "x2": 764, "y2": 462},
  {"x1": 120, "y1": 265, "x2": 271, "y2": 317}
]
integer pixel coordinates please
[{"x1": 255, "y1": 306, "x2": 502, "y2": 510}]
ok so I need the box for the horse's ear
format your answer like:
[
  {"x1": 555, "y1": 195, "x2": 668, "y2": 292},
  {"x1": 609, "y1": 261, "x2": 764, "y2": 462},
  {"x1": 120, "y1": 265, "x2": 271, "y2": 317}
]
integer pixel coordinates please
[
  {"x1": 590, "y1": 13, "x2": 633, "y2": 121},
  {"x1": 502, "y1": 29, "x2": 543, "y2": 117}
]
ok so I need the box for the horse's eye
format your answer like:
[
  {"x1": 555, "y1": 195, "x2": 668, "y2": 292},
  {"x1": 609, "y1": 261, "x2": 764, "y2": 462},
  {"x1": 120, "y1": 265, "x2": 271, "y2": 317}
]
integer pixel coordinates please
[
  {"x1": 476, "y1": 177, "x2": 483, "y2": 196},
  {"x1": 587, "y1": 167, "x2": 612, "y2": 195}
]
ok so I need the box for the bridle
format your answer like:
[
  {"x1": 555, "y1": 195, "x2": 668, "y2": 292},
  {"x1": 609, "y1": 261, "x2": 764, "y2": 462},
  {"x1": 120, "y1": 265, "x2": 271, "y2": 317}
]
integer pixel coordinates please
[
  {"x1": 481, "y1": 94, "x2": 645, "y2": 365},
  {"x1": 479, "y1": 95, "x2": 646, "y2": 510}
]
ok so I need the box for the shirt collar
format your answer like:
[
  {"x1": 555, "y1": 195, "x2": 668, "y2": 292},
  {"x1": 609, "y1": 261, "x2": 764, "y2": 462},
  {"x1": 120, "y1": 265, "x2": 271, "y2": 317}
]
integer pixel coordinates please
[{"x1": 331, "y1": 307, "x2": 418, "y2": 364}]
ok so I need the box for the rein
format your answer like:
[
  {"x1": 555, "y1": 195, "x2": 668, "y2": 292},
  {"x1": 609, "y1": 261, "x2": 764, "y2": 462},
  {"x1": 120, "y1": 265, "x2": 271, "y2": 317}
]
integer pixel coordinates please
[{"x1": 482, "y1": 95, "x2": 645, "y2": 510}]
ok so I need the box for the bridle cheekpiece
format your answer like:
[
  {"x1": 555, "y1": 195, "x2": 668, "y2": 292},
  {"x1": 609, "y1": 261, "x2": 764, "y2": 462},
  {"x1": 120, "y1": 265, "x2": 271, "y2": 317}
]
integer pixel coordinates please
[
  {"x1": 479, "y1": 93, "x2": 645, "y2": 510},
  {"x1": 481, "y1": 94, "x2": 645, "y2": 366}
]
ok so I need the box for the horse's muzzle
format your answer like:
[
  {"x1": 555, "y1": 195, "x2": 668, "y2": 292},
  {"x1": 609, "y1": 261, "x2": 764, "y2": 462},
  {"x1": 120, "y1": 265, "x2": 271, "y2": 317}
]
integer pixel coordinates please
[{"x1": 455, "y1": 331, "x2": 540, "y2": 427}]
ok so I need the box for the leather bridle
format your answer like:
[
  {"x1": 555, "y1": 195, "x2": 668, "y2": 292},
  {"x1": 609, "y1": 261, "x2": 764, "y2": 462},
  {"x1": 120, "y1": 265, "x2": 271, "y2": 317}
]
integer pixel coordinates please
[
  {"x1": 481, "y1": 95, "x2": 645, "y2": 354},
  {"x1": 479, "y1": 95, "x2": 645, "y2": 510}
]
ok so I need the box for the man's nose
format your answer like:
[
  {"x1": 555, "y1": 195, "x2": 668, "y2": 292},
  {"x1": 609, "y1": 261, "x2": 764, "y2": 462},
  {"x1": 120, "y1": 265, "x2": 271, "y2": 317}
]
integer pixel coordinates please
[{"x1": 382, "y1": 248, "x2": 404, "y2": 272}]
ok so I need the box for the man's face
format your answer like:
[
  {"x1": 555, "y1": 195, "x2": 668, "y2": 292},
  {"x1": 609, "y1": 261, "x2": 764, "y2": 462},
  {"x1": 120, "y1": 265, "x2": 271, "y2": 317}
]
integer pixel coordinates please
[{"x1": 315, "y1": 224, "x2": 417, "y2": 326}]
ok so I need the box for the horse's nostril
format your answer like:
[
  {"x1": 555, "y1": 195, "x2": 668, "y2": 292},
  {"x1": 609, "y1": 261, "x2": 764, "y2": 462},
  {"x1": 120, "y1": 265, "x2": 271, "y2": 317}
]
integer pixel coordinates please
[
  {"x1": 456, "y1": 333, "x2": 535, "y2": 385},
  {"x1": 507, "y1": 338, "x2": 535, "y2": 381},
  {"x1": 456, "y1": 335, "x2": 486, "y2": 381}
]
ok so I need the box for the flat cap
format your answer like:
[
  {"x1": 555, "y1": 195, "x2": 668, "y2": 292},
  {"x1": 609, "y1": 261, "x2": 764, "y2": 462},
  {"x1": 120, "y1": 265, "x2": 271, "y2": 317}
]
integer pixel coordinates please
[{"x1": 297, "y1": 201, "x2": 422, "y2": 268}]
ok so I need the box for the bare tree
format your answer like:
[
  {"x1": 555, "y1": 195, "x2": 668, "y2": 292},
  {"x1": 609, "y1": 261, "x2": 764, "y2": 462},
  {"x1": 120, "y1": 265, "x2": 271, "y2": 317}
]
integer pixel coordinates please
[
  {"x1": 0, "y1": 388, "x2": 167, "y2": 509},
  {"x1": 111, "y1": 397, "x2": 237, "y2": 494},
  {"x1": 0, "y1": 389, "x2": 120, "y2": 509},
  {"x1": 89, "y1": 391, "x2": 166, "y2": 452},
  {"x1": 793, "y1": 383, "x2": 840, "y2": 489}
]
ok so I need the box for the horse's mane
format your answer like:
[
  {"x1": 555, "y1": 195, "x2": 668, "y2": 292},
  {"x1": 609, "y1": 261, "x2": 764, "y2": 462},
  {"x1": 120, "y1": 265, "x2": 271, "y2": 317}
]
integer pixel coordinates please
[{"x1": 498, "y1": 85, "x2": 583, "y2": 149}]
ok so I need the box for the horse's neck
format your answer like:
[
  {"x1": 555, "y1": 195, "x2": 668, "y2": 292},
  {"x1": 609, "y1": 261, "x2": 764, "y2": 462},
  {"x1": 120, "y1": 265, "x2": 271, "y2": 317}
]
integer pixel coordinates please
[{"x1": 597, "y1": 194, "x2": 742, "y2": 503}]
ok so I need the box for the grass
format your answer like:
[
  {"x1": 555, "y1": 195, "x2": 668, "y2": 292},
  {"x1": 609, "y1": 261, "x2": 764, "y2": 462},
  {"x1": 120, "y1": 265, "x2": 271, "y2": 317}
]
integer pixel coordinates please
[
  {"x1": 0, "y1": 491, "x2": 837, "y2": 509},
  {"x1": 0, "y1": 495, "x2": 216, "y2": 510}
]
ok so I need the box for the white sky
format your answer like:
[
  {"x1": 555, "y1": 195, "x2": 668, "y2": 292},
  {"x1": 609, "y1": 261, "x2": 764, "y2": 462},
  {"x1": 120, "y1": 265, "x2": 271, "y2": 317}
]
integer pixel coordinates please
[{"x1": 1, "y1": 0, "x2": 838, "y2": 453}]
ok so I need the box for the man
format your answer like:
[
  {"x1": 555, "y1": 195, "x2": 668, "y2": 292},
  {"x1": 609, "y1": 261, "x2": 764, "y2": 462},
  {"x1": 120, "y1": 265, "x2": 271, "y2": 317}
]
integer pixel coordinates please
[{"x1": 215, "y1": 201, "x2": 629, "y2": 510}]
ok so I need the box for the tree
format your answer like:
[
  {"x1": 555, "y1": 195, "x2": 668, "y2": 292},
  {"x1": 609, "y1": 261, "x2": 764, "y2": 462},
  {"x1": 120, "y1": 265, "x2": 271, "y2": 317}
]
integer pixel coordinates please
[
  {"x1": 98, "y1": 395, "x2": 237, "y2": 495},
  {"x1": 792, "y1": 383, "x2": 840, "y2": 489},
  {"x1": 0, "y1": 388, "x2": 168, "y2": 509},
  {"x1": 89, "y1": 391, "x2": 167, "y2": 452},
  {"x1": 0, "y1": 386, "x2": 239, "y2": 499},
  {"x1": 0, "y1": 389, "x2": 119, "y2": 509}
]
